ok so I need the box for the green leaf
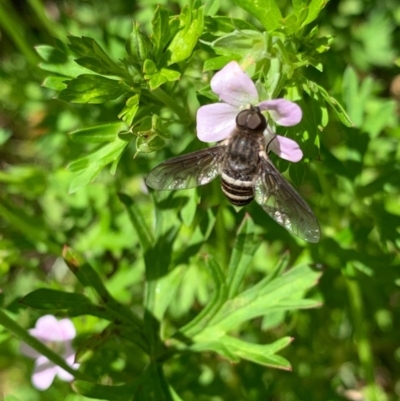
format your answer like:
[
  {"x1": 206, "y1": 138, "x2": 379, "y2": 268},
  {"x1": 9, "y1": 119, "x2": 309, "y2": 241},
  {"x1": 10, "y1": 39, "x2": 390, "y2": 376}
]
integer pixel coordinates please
[
  {"x1": 70, "y1": 122, "x2": 128, "y2": 143},
  {"x1": 160, "y1": 68, "x2": 181, "y2": 81},
  {"x1": 179, "y1": 190, "x2": 198, "y2": 226},
  {"x1": 219, "y1": 336, "x2": 292, "y2": 369},
  {"x1": 36, "y1": 45, "x2": 89, "y2": 77},
  {"x1": 261, "y1": 310, "x2": 286, "y2": 330},
  {"x1": 363, "y1": 98, "x2": 397, "y2": 138},
  {"x1": 190, "y1": 334, "x2": 292, "y2": 369},
  {"x1": 62, "y1": 247, "x2": 144, "y2": 329},
  {"x1": 209, "y1": 264, "x2": 322, "y2": 331},
  {"x1": 203, "y1": 56, "x2": 236, "y2": 71},
  {"x1": 152, "y1": 6, "x2": 179, "y2": 60},
  {"x1": 118, "y1": 94, "x2": 140, "y2": 126},
  {"x1": 316, "y1": 83, "x2": 355, "y2": 127},
  {"x1": 202, "y1": 30, "x2": 265, "y2": 59},
  {"x1": 21, "y1": 289, "x2": 92, "y2": 310},
  {"x1": 42, "y1": 76, "x2": 68, "y2": 91},
  {"x1": 231, "y1": 0, "x2": 282, "y2": 32},
  {"x1": 226, "y1": 216, "x2": 261, "y2": 299},
  {"x1": 0, "y1": 198, "x2": 59, "y2": 254},
  {"x1": 143, "y1": 59, "x2": 158, "y2": 75},
  {"x1": 166, "y1": 6, "x2": 204, "y2": 65},
  {"x1": 118, "y1": 194, "x2": 154, "y2": 252},
  {"x1": 132, "y1": 362, "x2": 174, "y2": 401},
  {"x1": 73, "y1": 381, "x2": 138, "y2": 401},
  {"x1": 68, "y1": 165, "x2": 102, "y2": 194},
  {"x1": 204, "y1": 16, "x2": 257, "y2": 34},
  {"x1": 151, "y1": 266, "x2": 184, "y2": 320},
  {"x1": 204, "y1": 0, "x2": 220, "y2": 16},
  {"x1": 342, "y1": 66, "x2": 363, "y2": 127},
  {"x1": 289, "y1": 161, "x2": 306, "y2": 188},
  {"x1": 68, "y1": 35, "x2": 127, "y2": 77},
  {"x1": 303, "y1": 79, "x2": 354, "y2": 128},
  {"x1": 19, "y1": 289, "x2": 113, "y2": 319},
  {"x1": 180, "y1": 256, "x2": 228, "y2": 337},
  {"x1": 58, "y1": 74, "x2": 126, "y2": 104},
  {"x1": 299, "y1": 0, "x2": 327, "y2": 28},
  {"x1": 67, "y1": 137, "x2": 128, "y2": 172},
  {"x1": 145, "y1": 68, "x2": 181, "y2": 90}
]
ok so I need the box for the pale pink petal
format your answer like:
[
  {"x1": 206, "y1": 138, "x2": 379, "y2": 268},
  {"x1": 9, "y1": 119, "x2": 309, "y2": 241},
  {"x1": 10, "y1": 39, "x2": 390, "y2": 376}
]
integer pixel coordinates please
[
  {"x1": 258, "y1": 99, "x2": 302, "y2": 126},
  {"x1": 64, "y1": 343, "x2": 77, "y2": 360},
  {"x1": 57, "y1": 351, "x2": 79, "y2": 381},
  {"x1": 20, "y1": 342, "x2": 41, "y2": 359},
  {"x1": 196, "y1": 103, "x2": 238, "y2": 142},
  {"x1": 32, "y1": 356, "x2": 57, "y2": 390},
  {"x1": 211, "y1": 61, "x2": 258, "y2": 107},
  {"x1": 57, "y1": 319, "x2": 76, "y2": 341},
  {"x1": 269, "y1": 135, "x2": 303, "y2": 162},
  {"x1": 56, "y1": 365, "x2": 74, "y2": 382},
  {"x1": 30, "y1": 315, "x2": 60, "y2": 342}
]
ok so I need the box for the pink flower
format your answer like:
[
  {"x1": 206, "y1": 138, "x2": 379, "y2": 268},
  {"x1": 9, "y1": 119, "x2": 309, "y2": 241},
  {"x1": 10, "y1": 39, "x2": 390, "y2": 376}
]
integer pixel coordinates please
[
  {"x1": 20, "y1": 315, "x2": 79, "y2": 390},
  {"x1": 196, "y1": 61, "x2": 303, "y2": 162}
]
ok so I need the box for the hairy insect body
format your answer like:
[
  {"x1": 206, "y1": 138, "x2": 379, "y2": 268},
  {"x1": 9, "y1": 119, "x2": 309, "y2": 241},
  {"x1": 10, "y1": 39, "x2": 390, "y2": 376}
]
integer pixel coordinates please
[
  {"x1": 221, "y1": 130, "x2": 263, "y2": 206},
  {"x1": 145, "y1": 107, "x2": 320, "y2": 243}
]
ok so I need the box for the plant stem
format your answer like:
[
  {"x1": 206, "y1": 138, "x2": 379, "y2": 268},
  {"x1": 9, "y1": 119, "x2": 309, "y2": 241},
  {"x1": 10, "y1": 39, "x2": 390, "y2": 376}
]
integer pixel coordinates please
[
  {"x1": 27, "y1": 0, "x2": 68, "y2": 42},
  {"x1": 0, "y1": 0, "x2": 41, "y2": 66}
]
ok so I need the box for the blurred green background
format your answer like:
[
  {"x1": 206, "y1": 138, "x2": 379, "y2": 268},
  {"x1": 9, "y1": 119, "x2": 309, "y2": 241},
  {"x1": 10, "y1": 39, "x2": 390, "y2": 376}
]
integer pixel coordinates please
[{"x1": 0, "y1": 0, "x2": 399, "y2": 400}]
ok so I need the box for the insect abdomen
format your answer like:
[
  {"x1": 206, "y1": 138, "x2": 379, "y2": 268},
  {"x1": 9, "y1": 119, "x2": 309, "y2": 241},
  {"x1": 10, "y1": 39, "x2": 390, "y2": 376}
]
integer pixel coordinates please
[{"x1": 220, "y1": 173, "x2": 254, "y2": 206}]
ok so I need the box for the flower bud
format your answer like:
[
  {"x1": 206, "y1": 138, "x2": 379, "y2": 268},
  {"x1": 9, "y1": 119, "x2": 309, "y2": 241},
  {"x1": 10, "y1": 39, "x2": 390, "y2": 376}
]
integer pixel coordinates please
[{"x1": 126, "y1": 22, "x2": 152, "y2": 62}]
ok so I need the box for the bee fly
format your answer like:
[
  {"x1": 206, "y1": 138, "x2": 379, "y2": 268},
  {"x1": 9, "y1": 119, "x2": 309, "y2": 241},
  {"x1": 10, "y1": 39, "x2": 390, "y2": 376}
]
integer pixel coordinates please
[{"x1": 145, "y1": 107, "x2": 320, "y2": 243}]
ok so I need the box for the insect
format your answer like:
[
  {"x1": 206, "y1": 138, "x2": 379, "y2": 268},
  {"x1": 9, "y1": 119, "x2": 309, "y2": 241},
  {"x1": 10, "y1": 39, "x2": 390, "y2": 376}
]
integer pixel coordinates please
[{"x1": 146, "y1": 107, "x2": 320, "y2": 243}]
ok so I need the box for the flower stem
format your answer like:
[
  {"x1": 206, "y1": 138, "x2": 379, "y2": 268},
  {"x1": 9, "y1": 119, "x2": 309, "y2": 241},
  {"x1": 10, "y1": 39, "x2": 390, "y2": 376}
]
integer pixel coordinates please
[{"x1": 0, "y1": 309, "x2": 88, "y2": 380}]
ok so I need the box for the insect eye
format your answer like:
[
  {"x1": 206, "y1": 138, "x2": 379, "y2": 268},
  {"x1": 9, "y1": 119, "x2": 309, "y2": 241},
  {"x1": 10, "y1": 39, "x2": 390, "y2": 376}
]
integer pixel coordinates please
[
  {"x1": 236, "y1": 110, "x2": 267, "y2": 131},
  {"x1": 236, "y1": 110, "x2": 249, "y2": 127},
  {"x1": 247, "y1": 113, "x2": 266, "y2": 131}
]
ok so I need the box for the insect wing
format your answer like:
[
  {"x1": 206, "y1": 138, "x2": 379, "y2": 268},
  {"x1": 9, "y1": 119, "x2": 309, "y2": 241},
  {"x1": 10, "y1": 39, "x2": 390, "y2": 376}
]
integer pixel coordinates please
[
  {"x1": 254, "y1": 155, "x2": 320, "y2": 243},
  {"x1": 146, "y1": 145, "x2": 225, "y2": 190}
]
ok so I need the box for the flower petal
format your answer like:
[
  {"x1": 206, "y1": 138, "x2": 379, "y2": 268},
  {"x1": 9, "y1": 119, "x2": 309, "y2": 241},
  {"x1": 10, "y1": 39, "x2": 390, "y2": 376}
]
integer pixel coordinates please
[
  {"x1": 58, "y1": 318, "x2": 76, "y2": 341},
  {"x1": 196, "y1": 103, "x2": 237, "y2": 142},
  {"x1": 56, "y1": 365, "x2": 74, "y2": 382},
  {"x1": 32, "y1": 356, "x2": 57, "y2": 390},
  {"x1": 57, "y1": 346, "x2": 79, "y2": 381},
  {"x1": 258, "y1": 99, "x2": 302, "y2": 126},
  {"x1": 268, "y1": 135, "x2": 303, "y2": 162},
  {"x1": 30, "y1": 315, "x2": 60, "y2": 342},
  {"x1": 211, "y1": 61, "x2": 258, "y2": 107},
  {"x1": 20, "y1": 342, "x2": 41, "y2": 359}
]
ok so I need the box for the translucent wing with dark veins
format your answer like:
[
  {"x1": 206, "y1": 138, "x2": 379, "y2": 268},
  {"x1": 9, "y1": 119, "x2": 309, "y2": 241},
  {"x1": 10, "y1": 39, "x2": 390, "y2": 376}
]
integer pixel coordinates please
[
  {"x1": 254, "y1": 153, "x2": 320, "y2": 243},
  {"x1": 145, "y1": 145, "x2": 226, "y2": 190}
]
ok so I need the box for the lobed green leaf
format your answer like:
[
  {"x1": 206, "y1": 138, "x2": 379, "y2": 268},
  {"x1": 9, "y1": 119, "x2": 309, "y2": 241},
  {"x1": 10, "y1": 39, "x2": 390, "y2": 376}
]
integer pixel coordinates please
[
  {"x1": 167, "y1": 6, "x2": 205, "y2": 65},
  {"x1": 231, "y1": 0, "x2": 282, "y2": 32},
  {"x1": 70, "y1": 122, "x2": 128, "y2": 143},
  {"x1": 58, "y1": 74, "x2": 127, "y2": 104},
  {"x1": 68, "y1": 35, "x2": 127, "y2": 77}
]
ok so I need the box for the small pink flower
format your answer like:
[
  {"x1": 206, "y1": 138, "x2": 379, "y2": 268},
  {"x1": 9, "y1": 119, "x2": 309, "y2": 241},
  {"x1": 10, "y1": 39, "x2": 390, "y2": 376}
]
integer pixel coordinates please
[
  {"x1": 196, "y1": 61, "x2": 303, "y2": 162},
  {"x1": 20, "y1": 315, "x2": 79, "y2": 390}
]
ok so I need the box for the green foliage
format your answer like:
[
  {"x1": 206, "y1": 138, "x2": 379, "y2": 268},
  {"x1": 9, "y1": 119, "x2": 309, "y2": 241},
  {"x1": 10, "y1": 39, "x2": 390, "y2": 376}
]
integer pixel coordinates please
[{"x1": 0, "y1": 0, "x2": 399, "y2": 400}]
